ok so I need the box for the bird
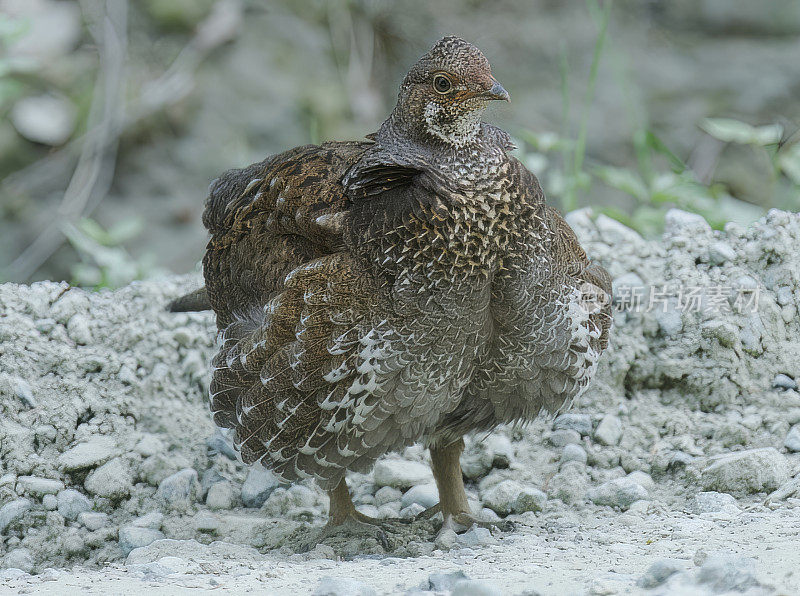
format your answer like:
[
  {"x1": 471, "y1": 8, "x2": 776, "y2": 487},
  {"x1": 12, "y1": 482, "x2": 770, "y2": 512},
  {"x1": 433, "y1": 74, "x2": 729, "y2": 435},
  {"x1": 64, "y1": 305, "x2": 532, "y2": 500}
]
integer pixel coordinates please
[{"x1": 172, "y1": 36, "x2": 612, "y2": 546}]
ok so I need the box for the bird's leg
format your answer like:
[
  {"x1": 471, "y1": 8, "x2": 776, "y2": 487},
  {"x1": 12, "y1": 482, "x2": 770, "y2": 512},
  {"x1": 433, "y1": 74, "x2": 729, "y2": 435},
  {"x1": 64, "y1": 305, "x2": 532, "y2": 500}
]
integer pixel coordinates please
[
  {"x1": 429, "y1": 438, "x2": 513, "y2": 533},
  {"x1": 299, "y1": 479, "x2": 394, "y2": 552}
]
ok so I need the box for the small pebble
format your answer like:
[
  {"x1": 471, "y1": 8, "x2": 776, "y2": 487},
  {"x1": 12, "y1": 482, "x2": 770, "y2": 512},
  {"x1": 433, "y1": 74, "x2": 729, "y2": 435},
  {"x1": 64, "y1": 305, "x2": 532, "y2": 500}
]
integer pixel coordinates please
[
  {"x1": 157, "y1": 468, "x2": 199, "y2": 511},
  {"x1": 206, "y1": 481, "x2": 236, "y2": 510},
  {"x1": 373, "y1": 459, "x2": 433, "y2": 489},
  {"x1": 374, "y1": 486, "x2": 402, "y2": 507},
  {"x1": 458, "y1": 526, "x2": 495, "y2": 547},
  {"x1": 637, "y1": 559, "x2": 685, "y2": 588},
  {"x1": 16, "y1": 476, "x2": 63, "y2": 495},
  {"x1": 42, "y1": 494, "x2": 58, "y2": 511},
  {"x1": 785, "y1": 424, "x2": 800, "y2": 452},
  {"x1": 84, "y1": 458, "x2": 133, "y2": 499},
  {"x1": 773, "y1": 374, "x2": 798, "y2": 390},
  {"x1": 78, "y1": 511, "x2": 109, "y2": 531},
  {"x1": 561, "y1": 443, "x2": 587, "y2": 465},
  {"x1": 553, "y1": 413, "x2": 592, "y2": 436},
  {"x1": 696, "y1": 553, "x2": 762, "y2": 593},
  {"x1": 401, "y1": 484, "x2": 439, "y2": 509},
  {"x1": 0, "y1": 498, "x2": 31, "y2": 533},
  {"x1": 593, "y1": 414, "x2": 623, "y2": 446},
  {"x1": 547, "y1": 429, "x2": 582, "y2": 447},
  {"x1": 118, "y1": 526, "x2": 165, "y2": 556},
  {"x1": 451, "y1": 579, "x2": 502, "y2": 596},
  {"x1": 57, "y1": 437, "x2": 117, "y2": 471},
  {"x1": 429, "y1": 570, "x2": 469, "y2": 591},
  {"x1": 700, "y1": 448, "x2": 789, "y2": 495},
  {"x1": 240, "y1": 467, "x2": 279, "y2": 508},
  {"x1": 587, "y1": 478, "x2": 648, "y2": 510},
  {"x1": 691, "y1": 492, "x2": 740, "y2": 514},
  {"x1": 2, "y1": 548, "x2": 34, "y2": 574},
  {"x1": 57, "y1": 489, "x2": 92, "y2": 521}
]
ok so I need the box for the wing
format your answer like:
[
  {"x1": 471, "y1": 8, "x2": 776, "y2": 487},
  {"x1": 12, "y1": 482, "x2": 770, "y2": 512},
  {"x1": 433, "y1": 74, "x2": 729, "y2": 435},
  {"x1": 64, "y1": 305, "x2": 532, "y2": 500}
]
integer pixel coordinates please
[
  {"x1": 202, "y1": 140, "x2": 370, "y2": 329},
  {"x1": 434, "y1": 161, "x2": 612, "y2": 442}
]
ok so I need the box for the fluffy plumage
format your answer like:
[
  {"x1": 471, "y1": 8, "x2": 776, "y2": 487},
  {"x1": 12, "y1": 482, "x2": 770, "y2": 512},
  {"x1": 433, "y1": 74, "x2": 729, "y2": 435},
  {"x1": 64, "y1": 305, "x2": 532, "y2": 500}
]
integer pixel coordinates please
[{"x1": 201, "y1": 37, "x2": 612, "y2": 492}]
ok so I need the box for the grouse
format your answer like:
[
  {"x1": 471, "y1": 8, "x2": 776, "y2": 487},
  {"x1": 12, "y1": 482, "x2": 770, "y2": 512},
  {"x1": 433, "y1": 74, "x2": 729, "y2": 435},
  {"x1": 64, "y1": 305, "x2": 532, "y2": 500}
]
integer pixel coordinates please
[{"x1": 176, "y1": 36, "x2": 612, "y2": 543}]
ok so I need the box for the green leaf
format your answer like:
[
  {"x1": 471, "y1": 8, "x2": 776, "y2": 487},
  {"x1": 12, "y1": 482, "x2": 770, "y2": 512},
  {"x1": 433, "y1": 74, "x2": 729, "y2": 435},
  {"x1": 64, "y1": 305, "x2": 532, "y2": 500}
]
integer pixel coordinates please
[
  {"x1": 701, "y1": 118, "x2": 783, "y2": 146},
  {"x1": 778, "y1": 143, "x2": 800, "y2": 185},
  {"x1": 107, "y1": 217, "x2": 144, "y2": 244},
  {"x1": 593, "y1": 166, "x2": 648, "y2": 202}
]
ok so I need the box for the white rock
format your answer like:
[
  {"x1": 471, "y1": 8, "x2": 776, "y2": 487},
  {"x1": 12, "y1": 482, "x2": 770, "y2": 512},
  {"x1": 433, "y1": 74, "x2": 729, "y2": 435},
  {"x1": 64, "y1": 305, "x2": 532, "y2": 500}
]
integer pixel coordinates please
[
  {"x1": 774, "y1": 374, "x2": 798, "y2": 390},
  {"x1": 206, "y1": 481, "x2": 236, "y2": 510},
  {"x1": 16, "y1": 476, "x2": 63, "y2": 495},
  {"x1": 240, "y1": 467, "x2": 279, "y2": 508},
  {"x1": 513, "y1": 487, "x2": 547, "y2": 514},
  {"x1": 58, "y1": 436, "x2": 117, "y2": 471},
  {"x1": 626, "y1": 471, "x2": 655, "y2": 492},
  {"x1": 374, "y1": 486, "x2": 402, "y2": 507},
  {"x1": 481, "y1": 479, "x2": 526, "y2": 516},
  {"x1": 691, "y1": 492, "x2": 740, "y2": 514},
  {"x1": 664, "y1": 208, "x2": 712, "y2": 236},
  {"x1": 553, "y1": 413, "x2": 592, "y2": 436},
  {"x1": 132, "y1": 511, "x2": 163, "y2": 530},
  {"x1": 157, "y1": 468, "x2": 199, "y2": 511},
  {"x1": 593, "y1": 414, "x2": 623, "y2": 446},
  {"x1": 57, "y1": 489, "x2": 92, "y2": 521},
  {"x1": 84, "y1": 458, "x2": 132, "y2": 498},
  {"x1": 595, "y1": 214, "x2": 644, "y2": 245},
  {"x1": 547, "y1": 429, "x2": 582, "y2": 447},
  {"x1": 637, "y1": 559, "x2": 686, "y2": 588},
  {"x1": 561, "y1": 444, "x2": 588, "y2": 465},
  {"x1": 0, "y1": 498, "x2": 31, "y2": 533},
  {"x1": 696, "y1": 553, "x2": 762, "y2": 593},
  {"x1": 785, "y1": 424, "x2": 800, "y2": 452},
  {"x1": 587, "y1": 478, "x2": 648, "y2": 510},
  {"x1": 42, "y1": 494, "x2": 58, "y2": 510},
  {"x1": 700, "y1": 447, "x2": 789, "y2": 495},
  {"x1": 66, "y1": 313, "x2": 93, "y2": 344},
  {"x1": 10, "y1": 94, "x2": 76, "y2": 146},
  {"x1": 429, "y1": 570, "x2": 469, "y2": 591},
  {"x1": 451, "y1": 579, "x2": 502, "y2": 596},
  {"x1": 708, "y1": 241, "x2": 736, "y2": 265},
  {"x1": 134, "y1": 434, "x2": 165, "y2": 457},
  {"x1": 119, "y1": 526, "x2": 165, "y2": 556},
  {"x1": 2, "y1": 548, "x2": 34, "y2": 574},
  {"x1": 458, "y1": 526, "x2": 496, "y2": 547},
  {"x1": 373, "y1": 459, "x2": 433, "y2": 489},
  {"x1": 77, "y1": 512, "x2": 109, "y2": 531},
  {"x1": 401, "y1": 484, "x2": 439, "y2": 509},
  {"x1": 399, "y1": 503, "x2": 425, "y2": 519}
]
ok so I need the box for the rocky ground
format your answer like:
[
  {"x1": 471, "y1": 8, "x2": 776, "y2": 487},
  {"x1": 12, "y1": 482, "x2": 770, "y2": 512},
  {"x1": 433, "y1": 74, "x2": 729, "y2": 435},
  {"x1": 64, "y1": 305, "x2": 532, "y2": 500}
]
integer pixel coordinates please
[{"x1": 1, "y1": 208, "x2": 800, "y2": 595}]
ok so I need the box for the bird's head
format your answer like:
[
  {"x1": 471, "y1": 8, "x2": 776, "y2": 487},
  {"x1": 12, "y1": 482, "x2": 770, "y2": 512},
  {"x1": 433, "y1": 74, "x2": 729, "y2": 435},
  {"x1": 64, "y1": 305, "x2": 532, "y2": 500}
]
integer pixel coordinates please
[{"x1": 387, "y1": 36, "x2": 509, "y2": 148}]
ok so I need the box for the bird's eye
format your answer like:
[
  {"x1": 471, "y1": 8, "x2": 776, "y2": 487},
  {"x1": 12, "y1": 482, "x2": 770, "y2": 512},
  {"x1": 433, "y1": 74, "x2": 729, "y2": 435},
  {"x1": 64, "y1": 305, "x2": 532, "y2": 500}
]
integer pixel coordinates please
[{"x1": 433, "y1": 75, "x2": 452, "y2": 94}]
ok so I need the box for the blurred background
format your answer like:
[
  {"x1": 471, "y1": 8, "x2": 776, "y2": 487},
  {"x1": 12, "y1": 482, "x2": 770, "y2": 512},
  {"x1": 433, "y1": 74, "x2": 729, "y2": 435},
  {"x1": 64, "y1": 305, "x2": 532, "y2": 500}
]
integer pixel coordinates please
[{"x1": 1, "y1": 0, "x2": 799, "y2": 287}]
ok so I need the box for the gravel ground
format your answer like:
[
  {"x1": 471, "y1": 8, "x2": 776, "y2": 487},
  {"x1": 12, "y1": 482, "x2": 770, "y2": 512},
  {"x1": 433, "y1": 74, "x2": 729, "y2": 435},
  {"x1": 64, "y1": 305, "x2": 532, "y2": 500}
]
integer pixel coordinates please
[{"x1": 1, "y1": 209, "x2": 799, "y2": 595}]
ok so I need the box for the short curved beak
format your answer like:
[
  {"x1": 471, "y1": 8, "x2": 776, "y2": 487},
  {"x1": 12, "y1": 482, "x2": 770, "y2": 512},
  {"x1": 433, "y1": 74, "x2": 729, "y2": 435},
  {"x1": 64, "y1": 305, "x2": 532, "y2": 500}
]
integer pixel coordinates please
[{"x1": 483, "y1": 79, "x2": 510, "y2": 102}]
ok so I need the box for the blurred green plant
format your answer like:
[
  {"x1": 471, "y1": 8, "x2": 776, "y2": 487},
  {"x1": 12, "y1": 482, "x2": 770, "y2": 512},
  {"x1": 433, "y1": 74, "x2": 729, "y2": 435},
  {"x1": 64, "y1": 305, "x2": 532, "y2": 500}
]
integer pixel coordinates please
[
  {"x1": 516, "y1": 0, "x2": 799, "y2": 237},
  {"x1": 63, "y1": 218, "x2": 164, "y2": 289}
]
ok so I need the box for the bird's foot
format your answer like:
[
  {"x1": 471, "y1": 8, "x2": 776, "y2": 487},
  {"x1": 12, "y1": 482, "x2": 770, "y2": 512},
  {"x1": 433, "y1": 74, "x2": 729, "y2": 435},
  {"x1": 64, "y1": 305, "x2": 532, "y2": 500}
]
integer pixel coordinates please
[
  {"x1": 298, "y1": 511, "x2": 409, "y2": 553},
  {"x1": 444, "y1": 511, "x2": 515, "y2": 533}
]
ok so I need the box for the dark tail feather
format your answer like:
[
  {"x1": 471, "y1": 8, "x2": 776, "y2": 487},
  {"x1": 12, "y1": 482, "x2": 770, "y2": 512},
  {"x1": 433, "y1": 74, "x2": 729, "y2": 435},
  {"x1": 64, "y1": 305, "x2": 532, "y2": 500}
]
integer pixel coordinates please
[{"x1": 167, "y1": 287, "x2": 211, "y2": 312}]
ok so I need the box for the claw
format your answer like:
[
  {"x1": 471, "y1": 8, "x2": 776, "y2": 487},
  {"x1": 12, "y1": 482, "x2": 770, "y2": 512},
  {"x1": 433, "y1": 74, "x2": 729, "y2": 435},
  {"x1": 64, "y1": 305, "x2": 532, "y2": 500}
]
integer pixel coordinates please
[{"x1": 299, "y1": 514, "x2": 392, "y2": 553}]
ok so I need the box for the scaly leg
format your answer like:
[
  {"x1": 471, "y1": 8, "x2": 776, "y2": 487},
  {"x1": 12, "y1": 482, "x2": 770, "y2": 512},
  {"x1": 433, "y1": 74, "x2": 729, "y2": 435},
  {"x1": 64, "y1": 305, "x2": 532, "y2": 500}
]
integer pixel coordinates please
[{"x1": 429, "y1": 438, "x2": 513, "y2": 533}]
